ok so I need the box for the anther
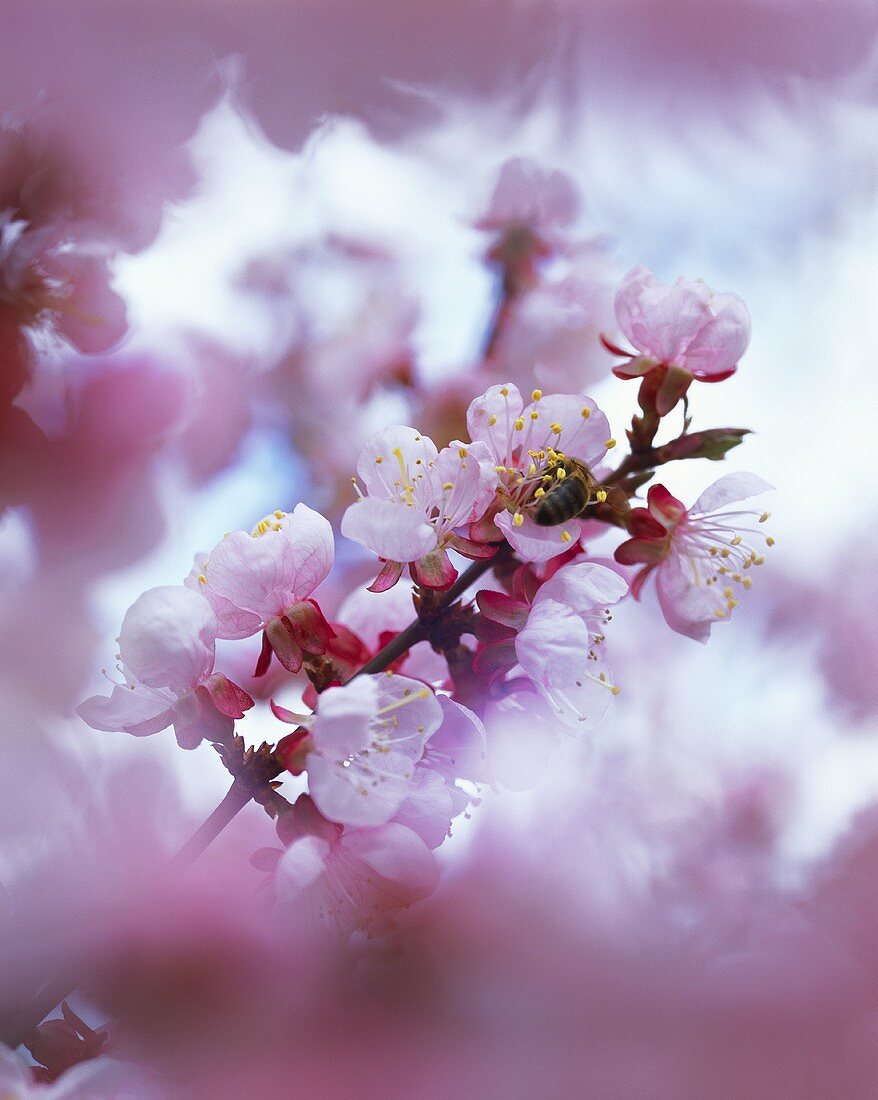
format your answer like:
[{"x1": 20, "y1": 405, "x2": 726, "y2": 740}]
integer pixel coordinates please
[
  {"x1": 513, "y1": 512, "x2": 524, "y2": 527},
  {"x1": 514, "y1": 418, "x2": 525, "y2": 431},
  {"x1": 581, "y1": 407, "x2": 591, "y2": 419},
  {"x1": 550, "y1": 422, "x2": 563, "y2": 434},
  {"x1": 605, "y1": 438, "x2": 617, "y2": 449},
  {"x1": 531, "y1": 389, "x2": 542, "y2": 401}
]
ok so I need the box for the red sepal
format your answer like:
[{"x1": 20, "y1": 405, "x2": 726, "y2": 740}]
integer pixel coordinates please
[
  {"x1": 695, "y1": 365, "x2": 737, "y2": 383},
  {"x1": 447, "y1": 533, "x2": 499, "y2": 560},
  {"x1": 265, "y1": 616, "x2": 304, "y2": 673},
  {"x1": 275, "y1": 728, "x2": 314, "y2": 776},
  {"x1": 202, "y1": 673, "x2": 255, "y2": 718},
  {"x1": 411, "y1": 548, "x2": 458, "y2": 590},
  {"x1": 626, "y1": 507, "x2": 667, "y2": 539},
  {"x1": 284, "y1": 599, "x2": 335, "y2": 655},
  {"x1": 615, "y1": 537, "x2": 667, "y2": 566},
  {"x1": 473, "y1": 640, "x2": 518, "y2": 681},
  {"x1": 600, "y1": 333, "x2": 633, "y2": 357},
  {"x1": 647, "y1": 484, "x2": 687, "y2": 526},
  {"x1": 476, "y1": 589, "x2": 529, "y2": 631},
  {"x1": 655, "y1": 365, "x2": 693, "y2": 417},
  {"x1": 254, "y1": 630, "x2": 273, "y2": 678},
  {"x1": 368, "y1": 558, "x2": 404, "y2": 593}
]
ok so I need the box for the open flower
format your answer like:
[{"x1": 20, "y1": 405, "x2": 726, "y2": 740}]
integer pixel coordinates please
[
  {"x1": 189, "y1": 503, "x2": 335, "y2": 674},
  {"x1": 512, "y1": 562, "x2": 628, "y2": 727},
  {"x1": 615, "y1": 474, "x2": 774, "y2": 642},
  {"x1": 341, "y1": 425, "x2": 497, "y2": 591},
  {"x1": 466, "y1": 382, "x2": 613, "y2": 562},
  {"x1": 273, "y1": 673, "x2": 444, "y2": 828},
  {"x1": 604, "y1": 266, "x2": 750, "y2": 412},
  {"x1": 476, "y1": 157, "x2": 579, "y2": 243},
  {"x1": 268, "y1": 794, "x2": 439, "y2": 940},
  {"x1": 77, "y1": 586, "x2": 254, "y2": 749}
]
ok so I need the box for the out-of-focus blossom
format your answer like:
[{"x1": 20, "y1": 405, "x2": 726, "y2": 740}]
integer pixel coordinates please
[
  {"x1": 77, "y1": 586, "x2": 253, "y2": 749},
  {"x1": 270, "y1": 793, "x2": 439, "y2": 939},
  {"x1": 607, "y1": 265, "x2": 750, "y2": 411},
  {"x1": 488, "y1": 246, "x2": 618, "y2": 393},
  {"x1": 616, "y1": 475, "x2": 774, "y2": 642},
  {"x1": 0, "y1": 1042, "x2": 158, "y2": 1097},
  {"x1": 190, "y1": 504, "x2": 334, "y2": 673},
  {"x1": 476, "y1": 156, "x2": 579, "y2": 243},
  {"x1": 466, "y1": 382, "x2": 613, "y2": 561},
  {"x1": 0, "y1": 212, "x2": 126, "y2": 407},
  {"x1": 341, "y1": 426, "x2": 496, "y2": 590}
]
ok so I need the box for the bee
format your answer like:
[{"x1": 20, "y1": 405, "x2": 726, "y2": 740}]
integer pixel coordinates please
[{"x1": 532, "y1": 456, "x2": 603, "y2": 526}]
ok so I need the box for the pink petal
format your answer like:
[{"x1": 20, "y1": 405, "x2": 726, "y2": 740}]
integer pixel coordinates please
[
  {"x1": 679, "y1": 291, "x2": 750, "y2": 376},
  {"x1": 309, "y1": 749, "x2": 415, "y2": 828},
  {"x1": 690, "y1": 472, "x2": 774, "y2": 515},
  {"x1": 46, "y1": 252, "x2": 128, "y2": 354},
  {"x1": 311, "y1": 678, "x2": 379, "y2": 758},
  {"x1": 523, "y1": 392, "x2": 612, "y2": 469},
  {"x1": 391, "y1": 766, "x2": 454, "y2": 849},
  {"x1": 340, "y1": 822, "x2": 439, "y2": 899},
  {"x1": 496, "y1": 509, "x2": 581, "y2": 563},
  {"x1": 76, "y1": 685, "x2": 173, "y2": 737},
  {"x1": 341, "y1": 497, "x2": 436, "y2": 563},
  {"x1": 355, "y1": 424, "x2": 438, "y2": 498},
  {"x1": 118, "y1": 585, "x2": 216, "y2": 694}
]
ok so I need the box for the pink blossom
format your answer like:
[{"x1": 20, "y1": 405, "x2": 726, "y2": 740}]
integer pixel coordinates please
[
  {"x1": 272, "y1": 794, "x2": 439, "y2": 939},
  {"x1": 466, "y1": 382, "x2": 613, "y2": 562},
  {"x1": 476, "y1": 157, "x2": 579, "y2": 239},
  {"x1": 286, "y1": 673, "x2": 444, "y2": 828},
  {"x1": 189, "y1": 503, "x2": 335, "y2": 673},
  {"x1": 513, "y1": 562, "x2": 628, "y2": 727},
  {"x1": 341, "y1": 425, "x2": 497, "y2": 590},
  {"x1": 615, "y1": 474, "x2": 774, "y2": 642},
  {"x1": 0, "y1": 212, "x2": 127, "y2": 405},
  {"x1": 610, "y1": 264, "x2": 750, "y2": 386},
  {"x1": 77, "y1": 585, "x2": 253, "y2": 749},
  {"x1": 488, "y1": 247, "x2": 617, "y2": 393}
]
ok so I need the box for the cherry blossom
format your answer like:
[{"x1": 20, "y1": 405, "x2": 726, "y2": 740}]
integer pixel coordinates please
[
  {"x1": 77, "y1": 585, "x2": 253, "y2": 749},
  {"x1": 615, "y1": 474, "x2": 774, "y2": 642},
  {"x1": 188, "y1": 503, "x2": 335, "y2": 673},
  {"x1": 0, "y1": 212, "x2": 127, "y2": 406},
  {"x1": 512, "y1": 561, "x2": 628, "y2": 727},
  {"x1": 476, "y1": 157, "x2": 579, "y2": 242},
  {"x1": 466, "y1": 382, "x2": 614, "y2": 562},
  {"x1": 271, "y1": 794, "x2": 439, "y2": 939},
  {"x1": 605, "y1": 266, "x2": 750, "y2": 411},
  {"x1": 341, "y1": 425, "x2": 497, "y2": 590},
  {"x1": 275, "y1": 673, "x2": 444, "y2": 828}
]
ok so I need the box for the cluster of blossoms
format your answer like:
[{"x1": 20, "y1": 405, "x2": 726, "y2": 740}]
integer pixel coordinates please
[{"x1": 76, "y1": 176, "x2": 773, "y2": 943}]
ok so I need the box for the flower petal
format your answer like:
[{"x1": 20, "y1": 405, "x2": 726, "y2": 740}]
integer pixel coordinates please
[{"x1": 118, "y1": 585, "x2": 216, "y2": 694}]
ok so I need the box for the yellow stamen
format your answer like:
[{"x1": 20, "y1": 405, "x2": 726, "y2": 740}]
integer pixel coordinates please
[
  {"x1": 581, "y1": 407, "x2": 591, "y2": 419},
  {"x1": 550, "y1": 421, "x2": 563, "y2": 434},
  {"x1": 197, "y1": 574, "x2": 207, "y2": 585},
  {"x1": 531, "y1": 389, "x2": 542, "y2": 401},
  {"x1": 513, "y1": 512, "x2": 524, "y2": 527},
  {"x1": 605, "y1": 438, "x2": 617, "y2": 449},
  {"x1": 514, "y1": 417, "x2": 525, "y2": 431}
]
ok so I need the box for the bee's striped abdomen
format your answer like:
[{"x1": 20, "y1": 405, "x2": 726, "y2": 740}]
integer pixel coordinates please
[{"x1": 533, "y1": 476, "x2": 590, "y2": 526}]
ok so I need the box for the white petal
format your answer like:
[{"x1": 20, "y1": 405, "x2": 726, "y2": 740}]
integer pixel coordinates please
[
  {"x1": 341, "y1": 497, "x2": 436, "y2": 563},
  {"x1": 340, "y1": 821, "x2": 439, "y2": 899},
  {"x1": 312, "y1": 678, "x2": 380, "y2": 758},
  {"x1": 691, "y1": 472, "x2": 774, "y2": 515},
  {"x1": 119, "y1": 585, "x2": 216, "y2": 694}
]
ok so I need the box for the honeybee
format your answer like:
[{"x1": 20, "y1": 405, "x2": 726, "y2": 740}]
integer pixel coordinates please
[{"x1": 532, "y1": 456, "x2": 603, "y2": 526}]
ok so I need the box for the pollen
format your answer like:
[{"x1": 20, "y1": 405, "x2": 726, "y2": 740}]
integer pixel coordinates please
[
  {"x1": 197, "y1": 573, "x2": 207, "y2": 585},
  {"x1": 605, "y1": 438, "x2": 617, "y2": 449},
  {"x1": 759, "y1": 511, "x2": 770, "y2": 523},
  {"x1": 513, "y1": 512, "x2": 524, "y2": 527},
  {"x1": 488, "y1": 414, "x2": 497, "y2": 427},
  {"x1": 534, "y1": 487, "x2": 546, "y2": 497},
  {"x1": 596, "y1": 490, "x2": 607, "y2": 503},
  {"x1": 458, "y1": 447, "x2": 467, "y2": 459},
  {"x1": 530, "y1": 411, "x2": 539, "y2": 420},
  {"x1": 375, "y1": 456, "x2": 384, "y2": 464},
  {"x1": 561, "y1": 531, "x2": 572, "y2": 542},
  {"x1": 442, "y1": 481, "x2": 454, "y2": 490},
  {"x1": 581, "y1": 406, "x2": 591, "y2": 419},
  {"x1": 531, "y1": 389, "x2": 542, "y2": 401},
  {"x1": 550, "y1": 421, "x2": 563, "y2": 434},
  {"x1": 766, "y1": 536, "x2": 776, "y2": 547},
  {"x1": 556, "y1": 467, "x2": 567, "y2": 480},
  {"x1": 514, "y1": 417, "x2": 525, "y2": 431},
  {"x1": 500, "y1": 386, "x2": 509, "y2": 396}
]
